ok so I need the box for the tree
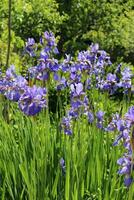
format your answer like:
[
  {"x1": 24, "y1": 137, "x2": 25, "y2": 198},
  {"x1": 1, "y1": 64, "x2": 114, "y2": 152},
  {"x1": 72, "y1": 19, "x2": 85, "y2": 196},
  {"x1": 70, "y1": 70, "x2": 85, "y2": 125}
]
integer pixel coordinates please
[
  {"x1": 57, "y1": 0, "x2": 134, "y2": 63},
  {"x1": 0, "y1": 0, "x2": 66, "y2": 68}
]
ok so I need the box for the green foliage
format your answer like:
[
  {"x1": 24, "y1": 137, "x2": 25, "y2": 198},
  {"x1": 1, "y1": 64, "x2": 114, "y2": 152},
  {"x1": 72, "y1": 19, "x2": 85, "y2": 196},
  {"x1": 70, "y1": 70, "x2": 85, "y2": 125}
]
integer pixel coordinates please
[
  {"x1": 0, "y1": 100, "x2": 130, "y2": 200},
  {"x1": 0, "y1": 29, "x2": 24, "y2": 69},
  {"x1": 1, "y1": 0, "x2": 134, "y2": 68},
  {"x1": 0, "y1": 0, "x2": 67, "y2": 68},
  {"x1": 57, "y1": 0, "x2": 134, "y2": 63},
  {"x1": 11, "y1": 0, "x2": 67, "y2": 39}
]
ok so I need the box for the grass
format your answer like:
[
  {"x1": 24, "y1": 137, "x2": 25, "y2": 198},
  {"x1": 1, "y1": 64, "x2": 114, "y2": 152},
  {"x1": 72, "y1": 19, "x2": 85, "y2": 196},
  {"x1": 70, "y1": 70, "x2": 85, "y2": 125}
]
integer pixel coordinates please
[{"x1": 0, "y1": 92, "x2": 133, "y2": 200}]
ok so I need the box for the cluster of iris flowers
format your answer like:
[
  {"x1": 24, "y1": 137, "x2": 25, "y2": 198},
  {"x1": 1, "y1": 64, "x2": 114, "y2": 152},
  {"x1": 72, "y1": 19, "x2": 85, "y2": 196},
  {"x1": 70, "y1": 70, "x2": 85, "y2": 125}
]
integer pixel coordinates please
[
  {"x1": 0, "y1": 31, "x2": 134, "y2": 187},
  {"x1": 106, "y1": 107, "x2": 134, "y2": 187},
  {"x1": 0, "y1": 65, "x2": 47, "y2": 116}
]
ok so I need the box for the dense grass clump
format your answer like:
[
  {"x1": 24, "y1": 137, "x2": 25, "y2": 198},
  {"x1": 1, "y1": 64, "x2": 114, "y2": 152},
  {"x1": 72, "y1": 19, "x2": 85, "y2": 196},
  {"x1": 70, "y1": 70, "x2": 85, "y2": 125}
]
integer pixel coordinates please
[{"x1": 0, "y1": 99, "x2": 133, "y2": 200}]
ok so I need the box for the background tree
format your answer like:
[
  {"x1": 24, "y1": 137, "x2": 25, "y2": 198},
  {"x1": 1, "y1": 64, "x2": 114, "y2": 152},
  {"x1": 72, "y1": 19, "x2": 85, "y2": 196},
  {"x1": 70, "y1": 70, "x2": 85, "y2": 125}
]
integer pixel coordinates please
[
  {"x1": 57, "y1": 0, "x2": 134, "y2": 63},
  {"x1": 0, "y1": 0, "x2": 66, "y2": 68},
  {"x1": 0, "y1": 0, "x2": 134, "y2": 67}
]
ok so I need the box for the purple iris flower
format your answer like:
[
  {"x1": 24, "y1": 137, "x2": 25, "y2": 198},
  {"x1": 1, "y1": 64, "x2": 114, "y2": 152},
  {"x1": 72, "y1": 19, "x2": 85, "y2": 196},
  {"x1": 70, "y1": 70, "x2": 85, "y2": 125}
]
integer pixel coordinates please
[
  {"x1": 113, "y1": 134, "x2": 123, "y2": 146},
  {"x1": 60, "y1": 158, "x2": 66, "y2": 174},
  {"x1": 39, "y1": 36, "x2": 43, "y2": 45},
  {"x1": 83, "y1": 96, "x2": 89, "y2": 107},
  {"x1": 37, "y1": 71, "x2": 49, "y2": 81},
  {"x1": 40, "y1": 49, "x2": 49, "y2": 60},
  {"x1": 116, "y1": 119, "x2": 126, "y2": 132},
  {"x1": 33, "y1": 58, "x2": 59, "y2": 81},
  {"x1": 26, "y1": 38, "x2": 36, "y2": 56},
  {"x1": 124, "y1": 177, "x2": 133, "y2": 187},
  {"x1": 106, "y1": 124, "x2": 116, "y2": 132},
  {"x1": 118, "y1": 166, "x2": 131, "y2": 175},
  {"x1": 96, "y1": 121, "x2": 103, "y2": 129},
  {"x1": 77, "y1": 51, "x2": 92, "y2": 71},
  {"x1": 102, "y1": 73, "x2": 117, "y2": 94},
  {"x1": 78, "y1": 51, "x2": 88, "y2": 62},
  {"x1": 61, "y1": 117, "x2": 72, "y2": 135},
  {"x1": 43, "y1": 31, "x2": 59, "y2": 54},
  {"x1": 75, "y1": 83, "x2": 83, "y2": 95},
  {"x1": 28, "y1": 66, "x2": 39, "y2": 79},
  {"x1": 96, "y1": 111, "x2": 104, "y2": 121},
  {"x1": 124, "y1": 138, "x2": 131, "y2": 151},
  {"x1": 125, "y1": 106, "x2": 134, "y2": 125},
  {"x1": 71, "y1": 100, "x2": 83, "y2": 109},
  {"x1": 26, "y1": 38, "x2": 35, "y2": 46},
  {"x1": 70, "y1": 87, "x2": 84, "y2": 115},
  {"x1": 60, "y1": 158, "x2": 65, "y2": 168},
  {"x1": 88, "y1": 112, "x2": 94, "y2": 123},
  {"x1": 53, "y1": 73, "x2": 59, "y2": 81},
  {"x1": 5, "y1": 76, "x2": 27, "y2": 101},
  {"x1": 113, "y1": 125, "x2": 130, "y2": 146},
  {"x1": 48, "y1": 59, "x2": 59, "y2": 72},
  {"x1": 44, "y1": 31, "x2": 55, "y2": 46},
  {"x1": 86, "y1": 78, "x2": 91, "y2": 90},
  {"x1": 0, "y1": 80, "x2": 5, "y2": 94},
  {"x1": 117, "y1": 157, "x2": 126, "y2": 165},
  {"x1": 6, "y1": 65, "x2": 17, "y2": 79},
  {"x1": 61, "y1": 54, "x2": 72, "y2": 72},
  {"x1": 107, "y1": 73, "x2": 117, "y2": 82},
  {"x1": 2, "y1": 66, "x2": 28, "y2": 101},
  {"x1": 122, "y1": 68, "x2": 132, "y2": 81},
  {"x1": 117, "y1": 157, "x2": 131, "y2": 175},
  {"x1": 96, "y1": 110, "x2": 105, "y2": 129},
  {"x1": 90, "y1": 43, "x2": 99, "y2": 53},
  {"x1": 70, "y1": 72, "x2": 76, "y2": 81},
  {"x1": 114, "y1": 106, "x2": 134, "y2": 187},
  {"x1": 115, "y1": 64, "x2": 122, "y2": 74},
  {"x1": 18, "y1": 86, "x2": 47, "y2": 116},
  {"x1": 68, "y1": 109, "x2": 79, "y2": 119},
  {"x1": 57, "y1": 77, "x2": 67, "y2": 91},
  {"x1": 70, "y1": 83, "x2": 83, "y2": 97},
  {"x1": 105, "y1": 114, "x2": 119, "y2": 132},
  {"x1": 118, "y1": 67, "x2": 132, "y2": 91}
]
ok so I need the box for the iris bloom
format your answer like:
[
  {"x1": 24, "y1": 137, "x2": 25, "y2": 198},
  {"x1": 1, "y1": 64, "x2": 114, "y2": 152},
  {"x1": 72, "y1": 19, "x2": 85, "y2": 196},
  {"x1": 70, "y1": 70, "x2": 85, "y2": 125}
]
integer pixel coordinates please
[{"x1": 18, "y1": 86, "x2": 47, "y2": 116}]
